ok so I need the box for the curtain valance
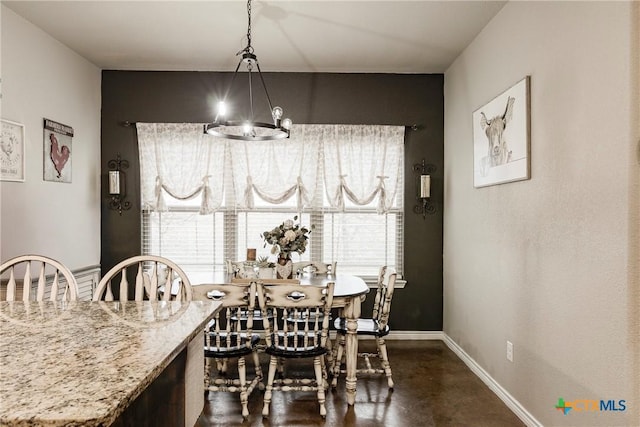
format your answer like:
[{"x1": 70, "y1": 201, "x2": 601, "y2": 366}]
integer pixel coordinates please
[
  {"x1": 138, "y1": 123, "x2": 226, "y2": 214},
  {"x1": 137, "y1": 123, "x2": 404, "y2": 214}
]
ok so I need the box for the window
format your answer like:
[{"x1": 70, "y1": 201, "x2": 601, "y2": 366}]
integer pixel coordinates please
[{"x1": 139, "y1": 124, "x2": 404, "y2": 280}]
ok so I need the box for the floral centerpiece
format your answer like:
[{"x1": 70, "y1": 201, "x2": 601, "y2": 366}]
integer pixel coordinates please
[{"x1": 262, "y1": 216, "x2": 312, "y2": 278}]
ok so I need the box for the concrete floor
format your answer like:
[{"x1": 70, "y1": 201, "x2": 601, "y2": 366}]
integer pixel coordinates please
[{"x1": 196, "y1": 340, "x2": 526, "y2": 426}]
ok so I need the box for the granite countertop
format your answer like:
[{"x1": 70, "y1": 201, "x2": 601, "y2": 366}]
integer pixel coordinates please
[{"x1": 0, "y1": 300, "x2": 220, "y2": 426}]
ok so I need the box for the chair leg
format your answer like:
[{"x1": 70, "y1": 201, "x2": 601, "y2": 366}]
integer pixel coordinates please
[
  {"x1": 262, "y1": 356, "x2": 278, "y2": 418},
  {"x1": 331, "y1": 334, "x2": 345, "y2": 388},
  {"x1": 204, "y1": 356, "x2": 212, "y2": 390},
  {"x1": 216, "y1": 358, "x2": 228, "y2": 374},
  {"x1": 324, "y1": 334, "x2": 334, "y2": 372},
  {"x1": 314, "y1": 356, "x2": 327, "y2": 419},
  {"x1": 319, "y1": 343, "x2": 331, "y2": 388},
  {"x1": 377, "y1": 337, "x2": 394, "y2": 389},
  {"x1": 277, "y1": 357, "x2": 284, "y2": 378},
  {"x1": 252, "y1": 349, "x2": 264, "y2": 390},
  {"x1": 238, "y1": 357, "x2": 249, "y2": 419}
]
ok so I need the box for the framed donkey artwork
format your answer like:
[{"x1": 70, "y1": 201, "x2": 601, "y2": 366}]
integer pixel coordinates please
[{"x1": 473, "y1": 76, "x2": 530, "y2": 188}]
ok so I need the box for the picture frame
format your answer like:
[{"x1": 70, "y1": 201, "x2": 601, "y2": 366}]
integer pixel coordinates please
[
  {"x1": 43, "y1": 118, "x2": 73, "y2": 183},
  {"x1": 473, "y1": 76, "x2": 531, "y2": 188},
  {"x1": 1, "y1": 119, "x2": 26, "y2": 182}
]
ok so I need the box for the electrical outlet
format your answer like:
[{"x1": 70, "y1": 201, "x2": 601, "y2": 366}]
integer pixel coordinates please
[{"x1": 506, "y1": 341, "x2": 514, "y2": 362}]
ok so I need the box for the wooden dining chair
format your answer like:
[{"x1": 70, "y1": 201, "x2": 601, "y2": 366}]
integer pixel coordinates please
[
  {"x1": 274, "y1": 273, "x2": 334, "y2": 371},
  {"x1": 257, "y1": 281, "x2": 335, "y2": 419},
  {"x1": 93, "y1": 255, "x2": 192, "y2": 301},
  {"x1": 332, "y1": 266, "x2": 397, "y2": 389},
  {"x1": 196, "y1": 282, "x2": 263, "y2": 419},
  {"x1": 0, "y1": 254, "x2": 78, "y2": 301},
  {"x1": 234, "y1": 277, "x2": 301, "y2": 376}
]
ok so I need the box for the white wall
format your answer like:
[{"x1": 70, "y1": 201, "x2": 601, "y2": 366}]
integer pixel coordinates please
[
  {"x1": 0, "y1": 5, "x2": 101, "y2": 270},
  {"x1": 444, "y1": 2, "x2": 639, "y2": 426}
]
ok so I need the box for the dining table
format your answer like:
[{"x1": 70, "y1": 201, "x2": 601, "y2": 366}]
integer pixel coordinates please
[
  {"x1": 189, "y1": 271, "x2": 370, "y2": 406},
  {"x1": 0, "y1": 299, "x2": 221, "y2": 427}
]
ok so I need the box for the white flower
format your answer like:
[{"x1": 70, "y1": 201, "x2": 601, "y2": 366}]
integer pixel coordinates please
[{"x1": 263, "y1": 217, "x2": 312, "y2": 256}]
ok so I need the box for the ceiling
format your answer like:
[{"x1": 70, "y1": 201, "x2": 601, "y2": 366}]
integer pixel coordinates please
[{"x1": 3, "y1": 1, "x2": 506, "y2": 73}]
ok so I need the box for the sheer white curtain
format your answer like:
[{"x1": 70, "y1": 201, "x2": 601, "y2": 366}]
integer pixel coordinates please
[
  {"x1": 137, "y1": 123, "x2": 226, "y2": 214},
  {"x1": 322, "y1": 125, "x2": 404, "y2": 213},
  {"x1": 138, "y1": 123, "x2": 404, "y2": 214},
  {"x1": 228, "y1": 126, "x2": 321, "y2": 210}
]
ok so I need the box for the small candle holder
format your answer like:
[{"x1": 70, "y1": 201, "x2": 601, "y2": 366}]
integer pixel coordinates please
[
  {"x1": 107, "y1": 154, "x2": 131, "y2": 215},
  {"x1": 413, "y1": 159, "x2": 436, "y2": 219}
]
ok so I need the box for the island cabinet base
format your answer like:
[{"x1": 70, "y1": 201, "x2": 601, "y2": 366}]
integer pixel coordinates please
[{"x1": 111, "y1": 330, "x2": 205, "y2": 427}]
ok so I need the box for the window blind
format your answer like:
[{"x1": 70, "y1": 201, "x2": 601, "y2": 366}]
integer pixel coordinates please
[
  {"x1": 142, "y1": 199, "x2": 403, "y2": 278},
  {"x1": 140, "y1": 124, "x2": 405, "y2": 279}
]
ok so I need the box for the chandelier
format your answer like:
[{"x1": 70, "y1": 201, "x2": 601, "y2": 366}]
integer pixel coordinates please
[{"x1": 205, "y1": 0, "x2": 292, "y2": 141}]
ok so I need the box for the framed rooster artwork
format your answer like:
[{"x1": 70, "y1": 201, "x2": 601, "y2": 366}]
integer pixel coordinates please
[{"x1": 43, "y1": 118, "x2": 73, "y2": 183}]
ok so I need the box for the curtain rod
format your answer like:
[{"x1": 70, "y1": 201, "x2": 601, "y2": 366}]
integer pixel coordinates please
[{"x1": 122, "y1": 121, "x2": 419, "y2": 130}]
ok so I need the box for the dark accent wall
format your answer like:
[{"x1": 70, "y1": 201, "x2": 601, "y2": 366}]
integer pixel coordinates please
[{"x1": 101, "y1": 71, "x2": 443, "y2": 331}]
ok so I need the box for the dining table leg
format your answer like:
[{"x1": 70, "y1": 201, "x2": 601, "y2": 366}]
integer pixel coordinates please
[{"x1": 343, "y1": 294, "x2": 361, "y2": 405}]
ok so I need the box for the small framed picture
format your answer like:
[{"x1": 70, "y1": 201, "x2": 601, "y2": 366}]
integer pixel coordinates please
[{"x1": 1, "y1": 119, "x2": 26, "y2": 182}]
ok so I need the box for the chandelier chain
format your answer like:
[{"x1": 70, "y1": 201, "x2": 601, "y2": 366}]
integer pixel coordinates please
[
  {"x1": 204, "y1": 0, "x2": 291, "y2": 141},
  {"x1": 246, "y1": 0, "x2": 252, "y2": 51}
]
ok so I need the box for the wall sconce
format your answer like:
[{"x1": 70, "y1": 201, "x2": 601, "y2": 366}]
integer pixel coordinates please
[
  {"x1": 107, "y1": 154, "x2": 131, "y2": 215},
  {"x1": 413, "y1": 159, "x2": 436, "y2": 218}
]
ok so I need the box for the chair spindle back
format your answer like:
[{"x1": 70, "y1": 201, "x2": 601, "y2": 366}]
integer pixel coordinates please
[{"x1": 0, "y1": 255, "x2": 78, "y2": 302}]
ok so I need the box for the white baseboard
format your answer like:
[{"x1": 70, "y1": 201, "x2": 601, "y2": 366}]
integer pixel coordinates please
[
  {"x1": 383, "y1": 330, "x2": 445, "y2": 340},
  {"x1": 442, "y1": 334, "x2": 542, "y2": 427}
]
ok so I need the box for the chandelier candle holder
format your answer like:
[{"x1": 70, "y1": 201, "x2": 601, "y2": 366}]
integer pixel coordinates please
[{"x1": 204, "y1": 0, "x2": 292, "y2": 141}]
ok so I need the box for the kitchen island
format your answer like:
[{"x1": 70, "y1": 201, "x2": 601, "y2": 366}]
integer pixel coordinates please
[{"x1": 0, "y1": 300, "x2": 220, "y2": 426}]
